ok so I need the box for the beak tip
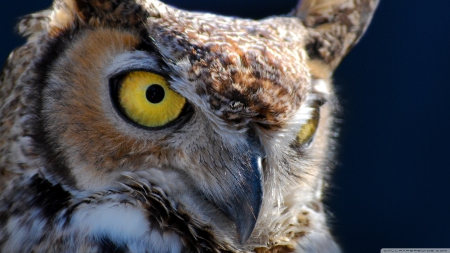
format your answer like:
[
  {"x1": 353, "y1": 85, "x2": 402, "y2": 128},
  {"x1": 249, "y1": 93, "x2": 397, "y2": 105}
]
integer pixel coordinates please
[{"x1": 237, "y1": 221, "x2": 255, "y2": 244}]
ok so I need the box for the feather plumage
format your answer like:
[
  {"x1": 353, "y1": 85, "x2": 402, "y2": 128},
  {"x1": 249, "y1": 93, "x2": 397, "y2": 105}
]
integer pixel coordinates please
[{"x1": 0, "y1": 0, "x2": 378, "y2": 252}]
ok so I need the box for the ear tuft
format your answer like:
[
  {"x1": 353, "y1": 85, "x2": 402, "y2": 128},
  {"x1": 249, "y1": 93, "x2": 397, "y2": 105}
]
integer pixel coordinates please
[
  {"x1": 293, "y1": 0, "x2": 379, "y2": 70},
  {"x1": 15, "y1": 0, "x2": 78, "y2": 39},
  {"x1": 30, "y1": 0, "x2": 150, "y2": 37},
  {"x1": 17, "y1": 10, "x2": 52, "y2": 39},
  {"x1": 47, "y1": 0, "x2": 80, "y2": 36}
]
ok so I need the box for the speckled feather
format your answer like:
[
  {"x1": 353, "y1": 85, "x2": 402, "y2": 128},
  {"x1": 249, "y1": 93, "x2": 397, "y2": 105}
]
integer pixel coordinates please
[{"x1": 0, "y1": 0, "x2": 378, "y2": 252}]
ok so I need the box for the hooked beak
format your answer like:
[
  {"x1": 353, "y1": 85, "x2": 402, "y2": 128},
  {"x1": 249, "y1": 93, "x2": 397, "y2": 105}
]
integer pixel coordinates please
[
  {"x1": 235, "y1": 154, "x2": 264, "y2": 244},
  {"x1": 213, "y1": 147, "x2": 264, "y2": 244}
]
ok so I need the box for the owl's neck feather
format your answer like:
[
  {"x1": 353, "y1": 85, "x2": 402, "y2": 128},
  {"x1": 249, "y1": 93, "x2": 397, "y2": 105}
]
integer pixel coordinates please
[
  {"x1": 0, "y1": 165, "x2": 339, "y2": 252},
  {"x1": 0, "y1": 170, "x2": 239, "y2": 252}
]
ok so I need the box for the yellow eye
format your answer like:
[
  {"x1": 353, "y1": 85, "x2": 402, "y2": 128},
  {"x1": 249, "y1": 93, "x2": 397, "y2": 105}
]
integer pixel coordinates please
[
  {"x1": 296, "y1": 104, "x2": 320, "y2": 145},
  {"x1": 117, "y1": 71, "x2": 186, "y2": 128}
]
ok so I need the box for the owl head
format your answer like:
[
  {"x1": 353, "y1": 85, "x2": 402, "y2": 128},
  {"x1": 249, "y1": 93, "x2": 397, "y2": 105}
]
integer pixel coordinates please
[{"x1": 0, "y1": 0, "x2": 378, "y2": 252}]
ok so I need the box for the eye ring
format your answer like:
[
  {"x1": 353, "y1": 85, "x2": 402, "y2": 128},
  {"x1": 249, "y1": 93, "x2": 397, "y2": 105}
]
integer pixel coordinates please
[{"x1": 110, "y1": 71, "x2": 193, "y2": 130}]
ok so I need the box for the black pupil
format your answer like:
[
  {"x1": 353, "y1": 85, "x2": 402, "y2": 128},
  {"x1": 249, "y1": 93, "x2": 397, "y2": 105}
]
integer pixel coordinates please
[{"x1": 146, "y1": 85, "x2": 165, "y2": 104}]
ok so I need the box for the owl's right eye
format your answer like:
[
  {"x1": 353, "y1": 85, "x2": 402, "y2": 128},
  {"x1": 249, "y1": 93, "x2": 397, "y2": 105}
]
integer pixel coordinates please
[{"x1": 113, "y1": 71, "x2": 187, "y2": 128}]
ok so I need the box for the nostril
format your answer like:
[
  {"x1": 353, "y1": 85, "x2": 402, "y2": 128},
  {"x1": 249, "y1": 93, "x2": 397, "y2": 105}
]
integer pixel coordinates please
[{"x1": 245, "y1": 125, "x2": 258, "y2": 140}]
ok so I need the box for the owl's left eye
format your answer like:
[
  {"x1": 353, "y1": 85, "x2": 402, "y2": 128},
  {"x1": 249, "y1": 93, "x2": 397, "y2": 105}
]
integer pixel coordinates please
[
  {"x1": 296, "y1": 103, "x2": 320, "y2": 146},
  {"x1": 113, "y1": 71, "x2": 187, "y2": 128}
]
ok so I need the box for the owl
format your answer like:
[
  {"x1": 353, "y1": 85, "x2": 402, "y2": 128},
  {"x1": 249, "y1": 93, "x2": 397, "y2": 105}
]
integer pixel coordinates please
[{"x1": 0, "y1": 0, "x2": 378, "y2": 252}]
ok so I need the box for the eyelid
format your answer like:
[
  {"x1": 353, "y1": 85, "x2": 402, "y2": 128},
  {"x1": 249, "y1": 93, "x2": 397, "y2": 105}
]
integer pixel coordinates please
[{"x1": 106, "y1": 51, "x2": 163, "y2": 80}]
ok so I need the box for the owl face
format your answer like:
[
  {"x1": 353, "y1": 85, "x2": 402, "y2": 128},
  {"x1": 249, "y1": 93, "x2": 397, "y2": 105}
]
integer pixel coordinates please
[{"x1": 0, "y1": 0, "x2": 378, "y2": 252}]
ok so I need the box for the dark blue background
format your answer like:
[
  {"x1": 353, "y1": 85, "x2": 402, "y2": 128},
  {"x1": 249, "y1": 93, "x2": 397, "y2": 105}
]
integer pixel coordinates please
[{"x1": 1, "y1": 0, "x2": 449, "y2": 252}]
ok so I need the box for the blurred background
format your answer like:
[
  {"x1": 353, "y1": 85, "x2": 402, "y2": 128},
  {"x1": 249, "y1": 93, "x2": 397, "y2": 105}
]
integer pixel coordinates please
[{"x1": 1, "y1": 0, "x2": 449, "y2": 252}]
